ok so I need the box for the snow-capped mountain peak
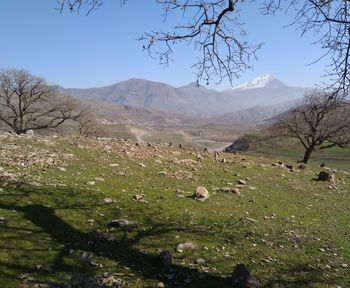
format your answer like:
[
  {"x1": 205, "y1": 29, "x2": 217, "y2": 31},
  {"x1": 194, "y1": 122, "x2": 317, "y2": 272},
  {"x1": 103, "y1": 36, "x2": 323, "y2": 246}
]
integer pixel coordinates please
[{"x1": 233, "y1": 75, "x2": 286, "y2": 90}]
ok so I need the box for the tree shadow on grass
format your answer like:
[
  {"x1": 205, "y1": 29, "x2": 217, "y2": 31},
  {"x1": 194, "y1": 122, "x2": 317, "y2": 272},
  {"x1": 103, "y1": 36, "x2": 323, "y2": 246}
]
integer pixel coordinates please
[
  {"x1": 0, "y1": 185, "x2": 231, "y2": 288},
  {"x1": 1, "y1": 184, "x2": 347, "y2": 287}
]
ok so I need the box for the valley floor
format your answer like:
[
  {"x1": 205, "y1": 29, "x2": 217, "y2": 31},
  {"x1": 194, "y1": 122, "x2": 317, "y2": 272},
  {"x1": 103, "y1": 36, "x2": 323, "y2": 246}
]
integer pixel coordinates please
[{"x1": 0, "y1": 133, "x2": 349, "y2": 287}]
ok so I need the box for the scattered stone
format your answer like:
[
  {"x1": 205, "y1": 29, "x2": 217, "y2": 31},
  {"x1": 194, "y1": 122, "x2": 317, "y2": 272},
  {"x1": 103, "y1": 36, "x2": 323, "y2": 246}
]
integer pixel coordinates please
[
  {"x1": 195, "y1": 258, "x2": 206, "y2": 265},
  {"x1": 232, "y1": 188, "x2": 241, "y2": 196},
  {"x1": 138, "y1": 163, "x2": 146, "y2": 168},
  {"x1": 25, "y1": 129, "x2": 35, "y2": 137},
  {"x1": 90, "y1": 260, "x2": 103, "y2": 268},
  {"x1": 318, "y1": 171, "x2": 332, "y2": 181},
  {"x1": 109, "y1": 163, "x2": 119, "y2": 167},
  {"x1": 57, "y1": 166, "x2": 66, "y2": 171},
  {"x1": 133, "y1": 194, "x2": 144, "y2": 201},
  {"x1": 98, "y1": 274, "x2": 126, "y2": 288},
  {"x1": 109, "y1": 219, "x2": 135, "y2": 228},
  {"x1": 285, "y1": 164, "x2": 294, "y2": 171},
  {"x1": 220, "y1": 187, "x2": 232, "y2": 193},
  {"x1": 104, "y1": 198, "x2": 113, "y2": 204},
  {"x1": 193, "y1": 186, "x2": 209, "y2": 201},
  {"x1": 87, "y1": 181, "x2": 96, "y2": 186},
  {"x1": 157, "y1": 282, "x2": 165, "y2": 288},
  {"x1": 237, "y1": 179, "x2": 247, "y2": 185},
  {"x1": 231, "y1": 263, "x2": 260, "y2": 288},
  {"x1": 80, "y1": 251, "x2": 93, "y2": 262},
  {"x1": 176, "y1": 242, "x2": 197, "y2": 253},
  {"x1": 298, "y1": 163, "x2": 306, "y2": 169},
  {"x1": 159, "y1": 250, "x2": 172, "y2": 269},
  {"x1": 94, "y1": 177, "x2": 105, "y2": 182}
]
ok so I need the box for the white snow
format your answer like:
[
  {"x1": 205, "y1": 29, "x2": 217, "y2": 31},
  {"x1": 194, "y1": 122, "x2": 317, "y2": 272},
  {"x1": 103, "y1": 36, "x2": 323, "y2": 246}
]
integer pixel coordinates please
[{"x1": 233, "y1": 75, "x2": 276, "y2": 90}]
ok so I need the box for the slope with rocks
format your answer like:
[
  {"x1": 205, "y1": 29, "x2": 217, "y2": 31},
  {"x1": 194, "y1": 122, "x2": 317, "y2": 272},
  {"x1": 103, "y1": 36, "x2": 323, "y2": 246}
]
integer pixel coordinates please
[{"x1": 0, "y1": 132, "x2": 349, "y2": 288}]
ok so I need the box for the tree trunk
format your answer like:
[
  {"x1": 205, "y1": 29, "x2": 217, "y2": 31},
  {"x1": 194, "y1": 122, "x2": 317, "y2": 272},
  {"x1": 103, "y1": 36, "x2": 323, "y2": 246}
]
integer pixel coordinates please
[{"x1": 302, "y1": 147, "x2": 314, "y2": 164}]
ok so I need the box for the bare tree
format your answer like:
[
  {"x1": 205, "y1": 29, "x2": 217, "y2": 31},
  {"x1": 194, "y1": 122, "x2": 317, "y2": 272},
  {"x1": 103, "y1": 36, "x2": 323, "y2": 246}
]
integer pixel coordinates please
[
  {"x1": 270, "y1": 90, "x2": 350, "y2": 164},
  {"x1": 0, "y1": 69, "x2": 84, "y2": 135},
  {"x1": 77, "y1": 108, "x2": 103, "y2": 137},
  {"x1": 56, "y1": 0, "x2": 350, "y2": 89}
]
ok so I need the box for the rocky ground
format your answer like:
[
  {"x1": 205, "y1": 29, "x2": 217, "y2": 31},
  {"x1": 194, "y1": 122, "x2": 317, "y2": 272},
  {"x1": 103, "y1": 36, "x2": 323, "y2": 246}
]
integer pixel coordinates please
[{"x1": 0, "y1": 132, "x2": 349, "y2": 287}]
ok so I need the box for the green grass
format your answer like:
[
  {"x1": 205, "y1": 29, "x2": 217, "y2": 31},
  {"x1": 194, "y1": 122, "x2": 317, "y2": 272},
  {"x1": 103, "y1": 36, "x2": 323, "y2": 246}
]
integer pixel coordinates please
[
  {"x1": 0, "y1": 136, "x2": 350, "y2": 287},
  {"x1": 253, "y1": 145, "x2": 350, "y2": 172}
]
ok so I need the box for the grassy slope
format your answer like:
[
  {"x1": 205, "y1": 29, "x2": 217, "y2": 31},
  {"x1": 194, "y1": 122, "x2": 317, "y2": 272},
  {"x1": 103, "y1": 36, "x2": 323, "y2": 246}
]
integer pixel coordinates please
[
  {"x1": 0, "y1": 135, "x2": 349, "y2": 287},
  {"x1": 253, "y1": 143, "x2": 350, "y2": 172}
]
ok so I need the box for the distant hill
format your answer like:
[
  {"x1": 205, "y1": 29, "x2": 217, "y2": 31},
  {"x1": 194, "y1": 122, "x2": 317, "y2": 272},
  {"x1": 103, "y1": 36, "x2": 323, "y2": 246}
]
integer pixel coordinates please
[
  {"x1": 57, "y1": 75, "x2": 310, "y2": 118},
  {"x1": 86, "y1": 100, "x2": 189, "y2": 126},
  {"x1": 190, "y1": 100, "x2": 300, "y2": 127}
]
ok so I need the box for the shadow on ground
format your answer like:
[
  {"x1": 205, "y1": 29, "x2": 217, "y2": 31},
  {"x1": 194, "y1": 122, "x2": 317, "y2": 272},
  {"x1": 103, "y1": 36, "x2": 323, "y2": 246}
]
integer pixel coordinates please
[{"x1": 0, "y1": 183, "x2": 346, "y2": 287}]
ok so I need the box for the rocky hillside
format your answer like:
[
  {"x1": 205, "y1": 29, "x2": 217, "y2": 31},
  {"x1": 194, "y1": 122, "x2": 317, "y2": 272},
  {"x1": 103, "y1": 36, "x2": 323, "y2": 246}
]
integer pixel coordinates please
[{"x1": 0, "y1": 132, "x2": 349, "y2": 287}]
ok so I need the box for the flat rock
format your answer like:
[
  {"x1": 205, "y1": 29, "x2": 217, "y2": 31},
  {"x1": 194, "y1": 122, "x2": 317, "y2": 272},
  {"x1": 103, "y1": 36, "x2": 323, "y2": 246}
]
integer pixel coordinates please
[{"x1": 176, "y1": 241, "x2": 197, "y2": 253}]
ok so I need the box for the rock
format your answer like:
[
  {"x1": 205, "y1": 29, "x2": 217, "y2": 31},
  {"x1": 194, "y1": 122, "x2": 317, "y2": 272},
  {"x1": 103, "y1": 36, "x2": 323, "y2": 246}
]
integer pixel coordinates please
[
  {"x1": 104, "y1": 198, "x2": 113, "y2": 204},
  {"x1": 109, "y1": 163, "x2": 119, "y2": 167},
  {"x1": 133, "y1": 194, "x2": 144, "y2": 201},
  {"x1": 80, "y1": 251, "x2": 93, "y2": 262},
  {"x1": 285, "y1": 164, "x2": 294, "y2": 171},
  {"x1": 99, "y1": 274, "x2": 126, "y2": 287},
  {"x1": 176, "y1": 242, "x2": 197, "y2": 253},
  {"x1": 237, "y1": 179, "x2": 247, "y2": 185},
  {"x1": 157, "y1": 282, "x2": 165, "y2": 288},
  {"x1": 298, "y1": 163, "x2": 306, "y2": 169},
  {"x1": 159, "y1": 250, "x2": 172, "y2": 269},
  {"x1": 330, "y1": 174, "x2": 336, "y2": 183},
  {"x1": 109, "y1": 219, "x2": 135, "y2": 228},
  {"x1": 318, "y1": 171, "x2": 332, "y2": 181},
  {"x1": 231, "y1": 263, "x2": 260, "y2": 287},
  {"x1": 195, "y1": 258, "x2": 206, "y2": 265},
  {"x1": 194, "y1": 186, "x2": 209, "y2": 201},
  {"x1": 138, "y1": 163, "x2": 146, "y2": 168},
  {"x1": 94, "y1": 177, "x2": 104, "y2": 182},
  {"x1": 25, "y1": 130, "x2": 35, "y2": 137},
  {"x1": 220, "y1": 187, "x2": 232, "y2": 193},
  {"x1": 232, "y1": 188, "x2": 241, "y2": 196}
]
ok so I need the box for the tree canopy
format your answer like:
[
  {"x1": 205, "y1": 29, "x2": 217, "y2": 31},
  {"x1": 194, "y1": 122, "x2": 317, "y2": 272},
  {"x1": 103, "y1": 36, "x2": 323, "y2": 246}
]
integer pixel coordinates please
[
  {"x1": 270, "y1": 90, "x2": 350, "y2": 163},
  {"x1": 0, "y1": 69, "x2": 84, "y2": 134}
]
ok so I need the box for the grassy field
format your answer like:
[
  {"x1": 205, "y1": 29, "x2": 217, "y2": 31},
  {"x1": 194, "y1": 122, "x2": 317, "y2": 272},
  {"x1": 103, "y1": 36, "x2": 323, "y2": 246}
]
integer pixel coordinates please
[
  {"x1": 252, "y1": 145, "x2": 350, "y2": 172},
  {"x1": 0, "y1": 134, "x2": 349, "y2": 287}
]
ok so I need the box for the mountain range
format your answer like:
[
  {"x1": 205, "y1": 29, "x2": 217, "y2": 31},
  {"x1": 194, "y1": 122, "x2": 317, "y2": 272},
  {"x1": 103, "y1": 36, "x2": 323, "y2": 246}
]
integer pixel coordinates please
[{"x1": 57, "y1": 75, "x2": 310, "y2": 126}]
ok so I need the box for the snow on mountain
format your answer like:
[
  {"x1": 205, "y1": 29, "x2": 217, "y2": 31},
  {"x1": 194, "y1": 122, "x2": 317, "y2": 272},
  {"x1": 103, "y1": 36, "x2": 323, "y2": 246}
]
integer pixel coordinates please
[{"x1": 232, "y1": 75, "x2": 286, "y2": 90}]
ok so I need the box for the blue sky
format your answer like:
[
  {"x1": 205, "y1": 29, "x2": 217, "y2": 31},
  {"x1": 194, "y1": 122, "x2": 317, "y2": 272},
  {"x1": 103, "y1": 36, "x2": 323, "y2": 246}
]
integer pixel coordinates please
[{"x1": 0, "y1": 0, "x2": 328, "y2": 90}]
